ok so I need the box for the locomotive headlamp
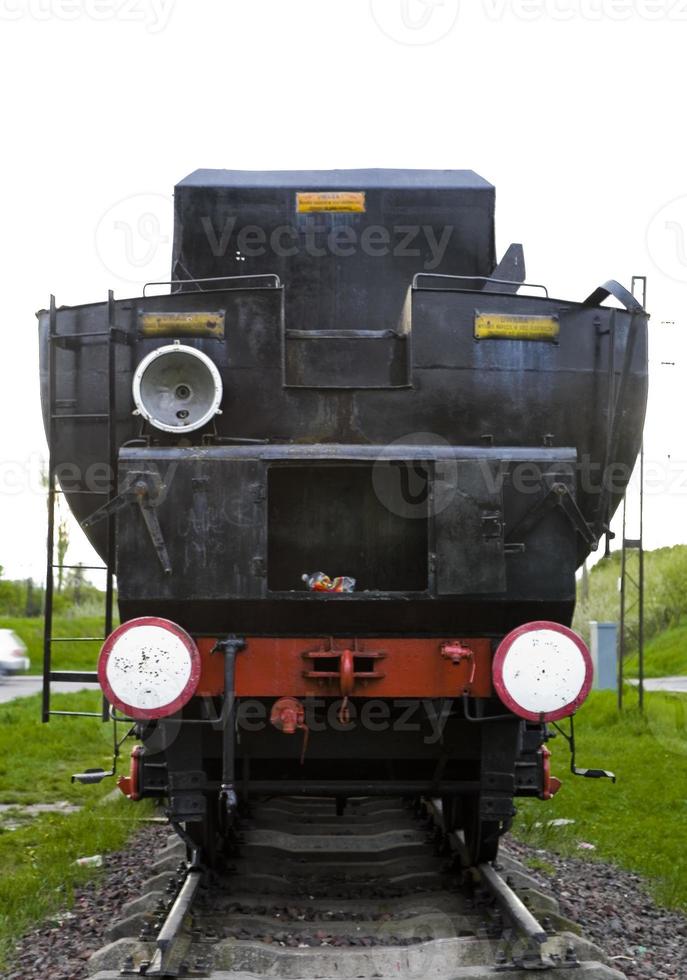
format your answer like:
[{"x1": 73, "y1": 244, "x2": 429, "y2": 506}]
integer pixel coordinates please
[
  {"x1": 98, "y1": 617, "x2": 201, "y2": 720},
  {"x1": 132, "y1": 343, "x2": 223, "y2": 433},
  {"x1": 492, "y1": 621, "x2": 593, "y2": 722}
]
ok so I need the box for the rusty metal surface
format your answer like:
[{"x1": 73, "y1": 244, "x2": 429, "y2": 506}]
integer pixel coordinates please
[{"x1": 192, "y1": 636, "x2": 493, "y2": 699}]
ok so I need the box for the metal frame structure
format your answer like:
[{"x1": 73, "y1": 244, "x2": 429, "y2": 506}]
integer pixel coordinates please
[
  {"x1": 41, "y1": 291, "x2": 119, "y2": 723},
  {"x1": 618, "y1": 275, "x2": 647, "y2": 711}
]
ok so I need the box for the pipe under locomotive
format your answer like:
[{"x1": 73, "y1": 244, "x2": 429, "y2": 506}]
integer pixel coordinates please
[{"x1": 38, "y1": 169, "x2": 648, "y2": 864}]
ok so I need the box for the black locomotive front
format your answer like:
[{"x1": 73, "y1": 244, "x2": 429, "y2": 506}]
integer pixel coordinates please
[{"x1": 38, "y1": 169, "x2": 648, "y2": 863}]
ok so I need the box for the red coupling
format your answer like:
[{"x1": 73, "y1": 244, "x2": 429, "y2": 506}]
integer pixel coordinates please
[
  {"x1": 117, "y1": 745, "x2": 143, "y2": 801},
  {"x1": 339, "y1": 649, "x2": 355, "y2": 697},
  {"x1": 540, "y1": 745, "x2": 562, "y2": 800},
  {"x1": 270, "y1": 697, "x2": 310, "y2": 764},
  {"x1": 270, "y1": 697, "x2": 305, "y2": 734}
]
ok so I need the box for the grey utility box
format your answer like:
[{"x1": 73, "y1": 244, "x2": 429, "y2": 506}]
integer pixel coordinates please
[{"x1": 590, "y1": 621, "x2": 618, "y2": 691}]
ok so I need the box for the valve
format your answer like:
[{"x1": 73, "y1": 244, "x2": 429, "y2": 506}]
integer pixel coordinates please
[
  {"x1": 440, "y1": 642, "x2": 476, "y2": 687},
  {"x1": 540, "y1": 745, "x2": 562, "y2": 800},
  {"x1": 270, "y1": 697, "x2": 309, "y2": 763}
]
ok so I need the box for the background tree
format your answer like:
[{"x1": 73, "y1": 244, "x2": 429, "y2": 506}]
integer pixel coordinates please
[
  {"x1": 56, "y1": 518, "x2": 69, "y2": 593},
  {"x1": 24, "y1": 577, "x2": 42, "y2": 617},
  {"x1": 70, "y1": 563, "x2": 85, "y2": 606}
]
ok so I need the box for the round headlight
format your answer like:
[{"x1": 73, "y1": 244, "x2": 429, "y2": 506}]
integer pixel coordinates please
[
  {"x1": 132, "y1": 343, "x2": 223, "y2": 433},
  {"x1": 98, "y1": 617, "x2": 201, "y2": 719},
  {"x1": 492, "y1": 621, "x2": 593, "y2": 722}
]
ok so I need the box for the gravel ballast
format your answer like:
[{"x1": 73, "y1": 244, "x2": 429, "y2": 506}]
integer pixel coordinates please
[
  {"x1": 1, "y1": 822, "x2": 168, "y2": 980},
  {"x1": 2, "y1": 823, "x2": 686, "y2": 980},
  {"x1": 504, "y1": 838, "x2": 687, "y2": 980}
]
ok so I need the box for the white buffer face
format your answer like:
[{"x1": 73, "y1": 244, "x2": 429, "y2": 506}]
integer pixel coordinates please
[
  {"x1": 498, "y1": 628, "x2": 589, "y2": 716},
  {"x1": 104, "y1": 624, "x2": 193, "y2": 713}
]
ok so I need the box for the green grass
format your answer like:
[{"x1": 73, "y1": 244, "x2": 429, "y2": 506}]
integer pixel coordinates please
[
  {"x1": 0, "y1": 691, "x2": 117, "y2": 804},
  {"x1": 513, "y1": 689, "x2": 687, "y2": 911},
  {"x1": 624, "y1": 624, "x2": 687, "y2": 678},
  {"x1": 0, "y1": 615, "x2": 114, "y2": 674},
  {"x1": 0, "y1": 799, "x2": 146, "y2": 966},
  {"x1": 0, "y1": 692, "x2": 150, "y2": 967}
]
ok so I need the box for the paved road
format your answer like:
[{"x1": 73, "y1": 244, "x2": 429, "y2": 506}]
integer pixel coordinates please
[
  {"x1": 627, "y1": 676, "x2": 687, "y2": 693},
  {"x1": 0, "y1": 675, "x2": 99, "y2": 705}
]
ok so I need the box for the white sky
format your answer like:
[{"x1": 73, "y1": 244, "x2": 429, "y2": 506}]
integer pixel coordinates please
[{"x1": 0, "y1": 0, "x2": 685, "y2": 582}]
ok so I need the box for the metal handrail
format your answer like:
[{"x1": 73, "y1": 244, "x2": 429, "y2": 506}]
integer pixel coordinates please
[
  {"x1": 412, "y1": 272, "x2": 549, "y2": 297},
  {"x1": 143, "y1": 273, "x2": 282, "y2": 297}
]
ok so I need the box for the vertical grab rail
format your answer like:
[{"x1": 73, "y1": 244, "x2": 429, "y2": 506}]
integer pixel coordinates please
[
  {"x1": 103, "y1": 290, "x2": 117, "y2": 722},
  {"x1": 41, "y1": 295, "x2": 58, "y2": 723}
]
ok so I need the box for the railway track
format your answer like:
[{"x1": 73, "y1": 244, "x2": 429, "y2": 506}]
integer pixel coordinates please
[{"x1": 89, "y1": 797, "x2": 626, "y2": 980}]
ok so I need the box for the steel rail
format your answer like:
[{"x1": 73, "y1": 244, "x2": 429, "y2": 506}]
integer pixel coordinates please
[
  {"x1": 83, "y1": 795, "x2": 600, "y2": 977},
  {"x1": 425, "y1": 798, "x2": 557, "y2": 969},
  {"x1": 145, "y1": 869, "x2": 202, "y2": 977},
  {"x1": 477, "y1": 860, "x2": 548, "y2": 945}
]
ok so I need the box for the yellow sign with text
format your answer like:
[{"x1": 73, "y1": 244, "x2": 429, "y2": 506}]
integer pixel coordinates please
[
  {"x1": 296, "y1": 191, "x2": 366, "y2": 214},
  {"x1": 474, "y1": 312, "x2": 560, "y2": 342},
  {"x1": 139, "y1": 311, "x2": 225, "y2": 339}
]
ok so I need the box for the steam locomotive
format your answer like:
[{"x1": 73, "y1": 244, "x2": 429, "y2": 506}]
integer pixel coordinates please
[{"x1": 39, "y1": 169, "x2": 648, "y2": 864}]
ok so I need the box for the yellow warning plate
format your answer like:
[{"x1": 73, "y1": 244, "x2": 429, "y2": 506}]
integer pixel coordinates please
[
  {"x1": 296, "y1": 191, "x2": 366, "y2": 213},
  {"x1": 474, "y1": 312, "x2": 559, "y2": 341},
  {"x1": 139, "y1": 311, "x2": 225, "y2": 339}
]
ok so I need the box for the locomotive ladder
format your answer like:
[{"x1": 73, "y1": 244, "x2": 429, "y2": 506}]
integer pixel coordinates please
[
  {"x1": 618, "y1": 274, "x2": 648, "y2": 713},
  {"x1": 41, "y1": 291, "x2": 123, "y2": 723}
]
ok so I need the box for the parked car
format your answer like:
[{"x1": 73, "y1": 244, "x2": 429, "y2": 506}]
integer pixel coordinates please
[{"x1": 0, "y1": 629, "x2": 30, "y2": 676}]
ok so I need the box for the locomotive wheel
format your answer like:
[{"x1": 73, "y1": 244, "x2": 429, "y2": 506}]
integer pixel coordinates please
[
  {"x1": 463, "y1": 806, "x2": 500, "y2": 865},
  {"x1": 442, "y1": 794, "x2": 500, "y2": 865},
  {"x1": 185, "y1": 794, "x2": 223, "y2": 867}
]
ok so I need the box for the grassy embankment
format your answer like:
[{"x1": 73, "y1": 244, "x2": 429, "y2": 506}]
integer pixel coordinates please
[
  {"x1": 623, "y1": 624, "x2": 687, "y2": 678},
  {"x1": 513, "y1": 689, "x2": 687, "y2": 911},
  {"x1": 573, "y1": 544, "x2": 687, "y2": 677},
  {"x1": 0, "y1": 691, "x2": 149, "y2": 968}
]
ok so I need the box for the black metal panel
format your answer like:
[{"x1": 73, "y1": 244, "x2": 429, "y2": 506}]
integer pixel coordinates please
[
  {"x1": 435, "y1": 460, "x2": 505, "y2": 595},
  {"x1": 118, "y1": 597, "x2": 576, "y2": 638},
  {"x1": 115, "y1": 445, "x2": 581, "y2": 634},
  {"x1": 502, "y1": 458, "x2": 578, "y2": 604},
  {"x1": 117, "y1": 453, "x2": 266, "y2": 602},
  {"x1": 284, "y1": 331, "x2": 409, "y2": 388},
  {"x1": 172, "y1": 168, "x2": 496, "y2": 339}
]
